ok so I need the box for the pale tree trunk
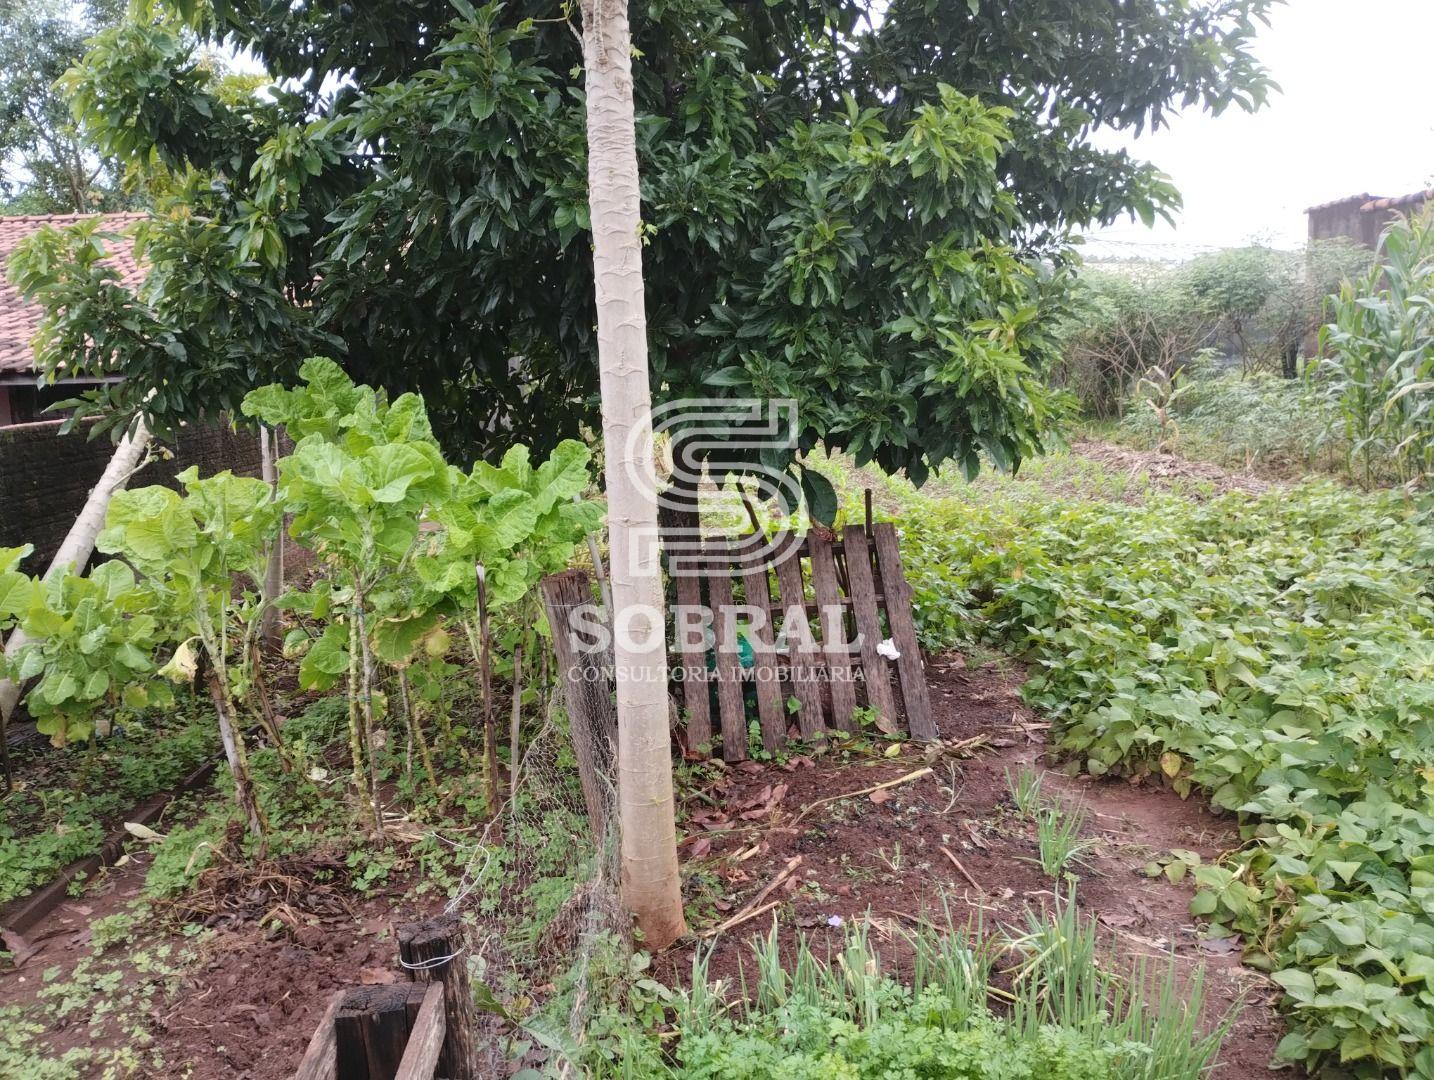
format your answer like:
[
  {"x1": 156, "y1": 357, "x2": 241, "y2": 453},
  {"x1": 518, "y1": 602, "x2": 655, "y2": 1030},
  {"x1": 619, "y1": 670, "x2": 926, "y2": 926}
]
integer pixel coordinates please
[
  {"x1": 0, "y1": 418, "x2": 153, "y2": 735},
  {"x1": 581, "y1": 0, "x2": 687, "y2": 949},
  {"x1": 258, "y1": 426, "x2": 283, "y2": 646}
]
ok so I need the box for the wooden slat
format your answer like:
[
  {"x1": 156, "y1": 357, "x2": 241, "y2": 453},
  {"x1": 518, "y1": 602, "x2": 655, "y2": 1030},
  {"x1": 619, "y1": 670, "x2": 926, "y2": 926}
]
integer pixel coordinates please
[
  {"x1": 740, "y1": 556, "x2": 787, "y2": 752},
  {"x1": 809, "y1": 532, "x2": 859, "y2": 733},
  {"x1": 394, "y1": 983, "x2": 446, "y2": 1080},
  {"x1": 841, "y1": 525, "x2": 900, "y2": 733},
  {"x1": 872, "y1": 522, "x2": 937, "y2": 741},
  {"x1": 293, "y1": 990, "x2": 345, "y2": 1080},
  {"x1": 707, "y1": 542, "x2": 748, "y2": 761},
  {"x1": 774, "y1": 547, "x2": 826, "y2": 740},
  {"x1": 673, "y1": 569, "x2": 712, "y2": 753}
]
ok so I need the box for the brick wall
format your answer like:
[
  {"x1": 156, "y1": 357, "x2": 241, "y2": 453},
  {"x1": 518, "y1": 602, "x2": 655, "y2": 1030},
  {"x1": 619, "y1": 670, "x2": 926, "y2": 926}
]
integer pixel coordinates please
[{"x1": 0, "y1": 419, "x2": 265, "y2": 573}]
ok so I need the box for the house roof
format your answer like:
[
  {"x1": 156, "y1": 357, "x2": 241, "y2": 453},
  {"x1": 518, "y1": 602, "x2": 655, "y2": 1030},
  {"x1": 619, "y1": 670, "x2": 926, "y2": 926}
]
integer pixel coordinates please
[
  {"x1": 0, "y1": 213, "x2": 148, "y2": 377},
  {"x1": 1305, "y1": 190, "x2": 1433, "y2": 215},
  {"x1": 1361, "y1": 190, "x2": 1433, "y2": 213},
  {"x1": 1305, "y1": 193, "x2": 1376, "y2": 213}
]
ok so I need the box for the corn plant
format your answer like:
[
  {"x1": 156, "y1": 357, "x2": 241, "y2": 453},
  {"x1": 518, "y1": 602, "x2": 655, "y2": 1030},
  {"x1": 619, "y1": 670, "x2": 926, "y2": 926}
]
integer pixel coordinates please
[{"x1": 1315, "y1": 209, "x2": 1434, "y2": 488}]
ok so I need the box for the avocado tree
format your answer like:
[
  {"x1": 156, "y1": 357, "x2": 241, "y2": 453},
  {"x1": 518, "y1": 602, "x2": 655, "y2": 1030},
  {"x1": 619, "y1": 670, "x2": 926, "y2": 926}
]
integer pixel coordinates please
[{"x1": 10, "y1": 0, "x2": 1276, "y2": 490}]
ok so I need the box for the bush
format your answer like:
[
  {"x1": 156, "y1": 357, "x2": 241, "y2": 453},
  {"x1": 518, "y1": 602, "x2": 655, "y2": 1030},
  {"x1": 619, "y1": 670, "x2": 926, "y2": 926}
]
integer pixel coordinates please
[
  {"x1": 1116, "y1": 359, "x2": 1334, "y2": 474},
  {"x1": 1053, "y1": 268, "x2": 1209, "y2": 419},
  {"x1": 1058, "y1": 240, "x2": 1372, "y2": 417}
]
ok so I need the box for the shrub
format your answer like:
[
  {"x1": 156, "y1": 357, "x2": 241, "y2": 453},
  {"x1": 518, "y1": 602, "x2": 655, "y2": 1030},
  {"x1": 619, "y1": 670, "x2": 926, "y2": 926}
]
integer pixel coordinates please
[
  {"x1": 1117, "y1": 359, "x2": 1334, "y2": 474},
  {"x1": 1053, "y1": 268, "x2": 1209, "y2": 418}
]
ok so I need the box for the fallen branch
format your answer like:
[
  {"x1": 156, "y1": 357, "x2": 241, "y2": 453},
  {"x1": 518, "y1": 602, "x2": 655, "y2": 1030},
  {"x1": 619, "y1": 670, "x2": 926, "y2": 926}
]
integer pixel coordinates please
[
  {"x1": 940, "y1": 845, "x2": 982, "y2": 891},
  {"x1": 701, "y1": 898, "x2": 784, "y2": 939},
  {"x1": 701, "y1": 855, "x2": 802, "y2": 938},
  {"x1": 792, "y1": 767, "x2": 933, "y2": 825}
]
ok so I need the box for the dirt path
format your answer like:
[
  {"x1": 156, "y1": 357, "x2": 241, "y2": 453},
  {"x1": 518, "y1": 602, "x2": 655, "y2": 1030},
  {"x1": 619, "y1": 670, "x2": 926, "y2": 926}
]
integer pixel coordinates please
[
  {"x1": 665, "y1": 651, "x2": 1286, "y2": 1077},
  {"x1": 1068, "y1": 439, "x2": 1274, "y2": 496}
]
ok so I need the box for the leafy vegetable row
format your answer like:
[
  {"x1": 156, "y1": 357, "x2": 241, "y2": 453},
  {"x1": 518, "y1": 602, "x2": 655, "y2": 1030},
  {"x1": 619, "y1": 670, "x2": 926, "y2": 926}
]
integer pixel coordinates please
[
  {"x1": 892, "y1": 480, "x2": 1433, "y2": 1076},
  {"x1": 0, "y1": 358, "x2": 601, "y2": 846}
]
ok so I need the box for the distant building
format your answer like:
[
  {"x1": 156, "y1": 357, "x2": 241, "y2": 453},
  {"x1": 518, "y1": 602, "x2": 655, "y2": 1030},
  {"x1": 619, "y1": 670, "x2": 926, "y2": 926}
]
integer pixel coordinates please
[
  {"x1": 0, "y1": 213, "x2": 146, "y2": 427},
  {"x1": 1307, "y1": 190, "x2": 1432, "y2": 249}
]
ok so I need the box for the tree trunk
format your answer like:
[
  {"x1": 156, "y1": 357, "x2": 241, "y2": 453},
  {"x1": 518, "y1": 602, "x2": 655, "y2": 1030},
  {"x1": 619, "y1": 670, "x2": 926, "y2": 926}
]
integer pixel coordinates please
[
  {"x1": 581, "y1": 0, "x2": 687, "y2": 949},
  {"x1": 204, "y1": 668, "x2": 268, "y2": 847},
  {"x1": 0, "y1": 417, "x2": 153, "y2": 739}
]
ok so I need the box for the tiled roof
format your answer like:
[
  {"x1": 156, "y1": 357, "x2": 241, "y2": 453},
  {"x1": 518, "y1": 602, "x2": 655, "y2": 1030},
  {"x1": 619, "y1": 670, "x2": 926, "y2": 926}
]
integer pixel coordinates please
[
  {"x1": 1305, "y1": 193, "x2": 1376, "y2": 213},
  {"x1": 0, "y1": 213, "x2": 148, "y2": 377},
  {"x1": 1361, "y1": 190, "x2": 1433, "y2": 213}
]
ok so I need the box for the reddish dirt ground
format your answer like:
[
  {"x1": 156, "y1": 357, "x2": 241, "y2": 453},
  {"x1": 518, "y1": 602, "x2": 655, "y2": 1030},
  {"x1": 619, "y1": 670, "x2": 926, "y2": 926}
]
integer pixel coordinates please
[
  {"x1": 1, "y1": 649, "x2": 1287, "y2": 1077},
  {"x1": 0, "y1": 813, "x2": 445, "y2": 1079},
  {"x1": 663, "y1": 652, "x2": 1285, "y2": 1078}
]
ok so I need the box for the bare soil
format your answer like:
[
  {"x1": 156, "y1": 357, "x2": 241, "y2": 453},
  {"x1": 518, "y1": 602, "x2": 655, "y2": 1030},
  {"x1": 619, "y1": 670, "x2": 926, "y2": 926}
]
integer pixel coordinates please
[
  {"x1": 663, "y1": 652, "x2": 1285, "y2": 1078},
  {"x1": 1067, "y1": 439, "x2": 1273, "y2": 496},
  {"x1": 1, "y1": 650, "x2": 1287, "y2": 1077}
]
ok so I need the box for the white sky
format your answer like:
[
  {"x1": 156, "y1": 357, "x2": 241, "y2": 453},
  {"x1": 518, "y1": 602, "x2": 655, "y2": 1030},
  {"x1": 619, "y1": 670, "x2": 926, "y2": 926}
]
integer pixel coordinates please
[{"x1": 1083, "y1": 0, "x2": 1434, "y2": 260}]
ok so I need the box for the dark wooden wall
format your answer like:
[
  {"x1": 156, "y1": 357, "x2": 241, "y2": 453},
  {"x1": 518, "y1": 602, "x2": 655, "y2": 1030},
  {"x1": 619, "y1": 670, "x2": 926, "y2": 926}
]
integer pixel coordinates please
[{"x1": 0, "y1": 418, "x2": 264, "y2": 573}]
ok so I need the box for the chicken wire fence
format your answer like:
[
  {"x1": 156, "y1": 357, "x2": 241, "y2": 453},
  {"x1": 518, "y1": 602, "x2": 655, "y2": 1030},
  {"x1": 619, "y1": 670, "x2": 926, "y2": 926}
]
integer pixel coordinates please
[{"x1": 443, "y1": 679, "x2": 625, "y2": 1076}]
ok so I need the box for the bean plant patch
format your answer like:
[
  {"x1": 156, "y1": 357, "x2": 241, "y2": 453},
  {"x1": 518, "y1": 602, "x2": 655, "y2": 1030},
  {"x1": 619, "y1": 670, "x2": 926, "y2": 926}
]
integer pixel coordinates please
[{"x1": 859, "y1": 463, "x2": 1434, "y2": 1077}]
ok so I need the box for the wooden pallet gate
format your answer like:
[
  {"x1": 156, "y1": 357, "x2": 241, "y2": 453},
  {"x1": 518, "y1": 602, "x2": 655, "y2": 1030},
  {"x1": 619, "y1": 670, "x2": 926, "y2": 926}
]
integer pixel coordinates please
[{"x1": 664, "y1": 512, "x2": 935, "y2": 760}]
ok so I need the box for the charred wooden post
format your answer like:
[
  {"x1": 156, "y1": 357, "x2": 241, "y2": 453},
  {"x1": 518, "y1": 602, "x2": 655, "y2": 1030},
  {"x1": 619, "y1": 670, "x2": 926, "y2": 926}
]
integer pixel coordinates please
[
  {"x1": 334, "y1": 985, "x2": 417, "y2": 1079},
  {"x1": 398, "y1": 913, "x2": 478, "y2": 1080}
]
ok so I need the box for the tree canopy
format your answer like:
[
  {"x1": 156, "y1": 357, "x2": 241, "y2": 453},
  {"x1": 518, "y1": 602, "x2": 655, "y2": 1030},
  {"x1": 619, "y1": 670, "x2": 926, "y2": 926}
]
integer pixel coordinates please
[
  {"x1": 10, "y1": 0, "x2": 1277, "y2": 490},
  {"x1": 0, "y1": 0, "x2": 135, "y2": 213}
]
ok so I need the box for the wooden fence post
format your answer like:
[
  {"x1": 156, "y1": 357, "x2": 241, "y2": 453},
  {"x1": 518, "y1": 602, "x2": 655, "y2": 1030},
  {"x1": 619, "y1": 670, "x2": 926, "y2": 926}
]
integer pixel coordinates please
[
  {"x1": 398, "y1": 913, "x2": 478, "y2": 1080},
  {"x1": 540, "y1": 569, "x2": 617, "y2": 839}
]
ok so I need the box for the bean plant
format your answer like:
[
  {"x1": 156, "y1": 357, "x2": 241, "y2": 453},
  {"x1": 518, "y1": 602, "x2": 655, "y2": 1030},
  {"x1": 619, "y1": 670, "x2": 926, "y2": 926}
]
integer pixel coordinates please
[{"x1": 886, "y1": 475, "x2": 1434, "y2": 1076}]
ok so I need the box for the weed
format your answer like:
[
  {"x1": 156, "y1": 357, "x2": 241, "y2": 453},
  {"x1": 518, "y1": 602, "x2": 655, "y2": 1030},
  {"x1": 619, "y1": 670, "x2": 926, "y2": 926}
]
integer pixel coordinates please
[
  {"x1": 1005, "y1": 766, "x2": 1044, "y2": 819},
  {"x1": 1027, "y1": 804, "x2": 1100, "y2": 881}
]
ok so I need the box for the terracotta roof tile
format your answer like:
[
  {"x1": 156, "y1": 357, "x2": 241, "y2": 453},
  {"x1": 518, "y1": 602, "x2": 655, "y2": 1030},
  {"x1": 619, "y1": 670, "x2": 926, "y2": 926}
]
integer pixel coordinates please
[
  {"x1": 1360, "y1": 190, "x2": 1433, "y2": 213},
  {"x1": 1305, "y1": 193, "x2": 1377, "y2": 214},
  {"x1": 0, "y1": 213, "x2": 148, "y2": 377}
]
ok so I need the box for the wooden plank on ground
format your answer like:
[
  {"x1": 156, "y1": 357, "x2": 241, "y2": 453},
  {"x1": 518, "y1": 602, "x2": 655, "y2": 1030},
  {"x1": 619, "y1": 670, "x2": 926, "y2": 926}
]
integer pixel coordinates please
[
  {"x1": 293, "y1": 990, "x2": 345, "y2": 1080},
  {"x1": 394, "y1": 983, "x2": 447, "y2": 1080},
  {"x1": 841, "y1": 525, "x2": 900, "y2": 733},
  {"x1": 809, "y1": 532, "x2": 859, "y2": 733},
  {"x1": 872, "y1": 522, "x2": 937, "y2": 740},
  {"x1": 774, "y1": 547, "x2": 826, "y2": 741},
  {"x1": 706, "y1": 542, "x2": 748, "y2": 761},
  {"x1": 740, "y1": 554, "x2": 787, "y2": 752}
]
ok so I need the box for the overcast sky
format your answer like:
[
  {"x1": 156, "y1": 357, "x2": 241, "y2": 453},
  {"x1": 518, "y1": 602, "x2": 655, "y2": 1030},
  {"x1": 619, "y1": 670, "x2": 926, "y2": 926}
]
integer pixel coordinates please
[{"x1": 1083, "y1": 0, "x2": 1434, "y2": 259}]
